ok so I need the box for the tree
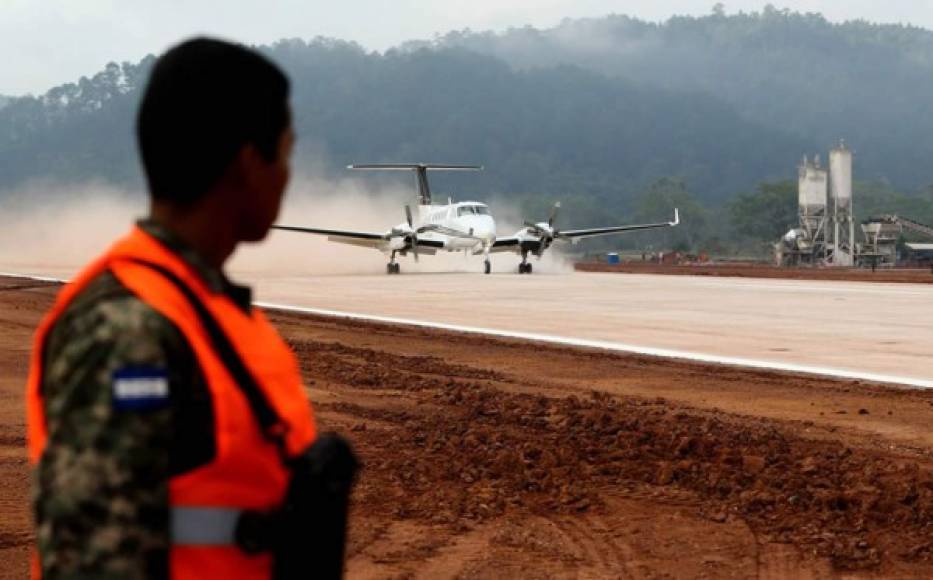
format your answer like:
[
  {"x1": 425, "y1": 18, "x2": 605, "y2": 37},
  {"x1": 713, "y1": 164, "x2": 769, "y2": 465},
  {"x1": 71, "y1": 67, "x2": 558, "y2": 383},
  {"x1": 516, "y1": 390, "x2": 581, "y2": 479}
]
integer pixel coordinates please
[
  {"x1": 634, "y1": 178, "x2": 709, "y2": 252},
  {"x1": 728, "y1": 180, "x2": 797, "y2": 242}
]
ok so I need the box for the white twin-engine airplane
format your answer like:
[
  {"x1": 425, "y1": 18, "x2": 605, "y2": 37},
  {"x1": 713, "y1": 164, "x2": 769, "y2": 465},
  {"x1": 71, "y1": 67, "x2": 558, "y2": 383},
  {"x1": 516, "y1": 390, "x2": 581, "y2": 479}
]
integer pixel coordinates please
[{"x1": 273, "y1": 164, "x2": 679, "y2": 275}]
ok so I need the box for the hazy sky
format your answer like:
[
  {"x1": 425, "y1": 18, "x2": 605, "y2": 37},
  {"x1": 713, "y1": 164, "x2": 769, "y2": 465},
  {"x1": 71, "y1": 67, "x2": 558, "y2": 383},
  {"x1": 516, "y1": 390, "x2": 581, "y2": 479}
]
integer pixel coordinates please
[{"x1": 1, "y1": 1, "x2": 930, "y2": 95}]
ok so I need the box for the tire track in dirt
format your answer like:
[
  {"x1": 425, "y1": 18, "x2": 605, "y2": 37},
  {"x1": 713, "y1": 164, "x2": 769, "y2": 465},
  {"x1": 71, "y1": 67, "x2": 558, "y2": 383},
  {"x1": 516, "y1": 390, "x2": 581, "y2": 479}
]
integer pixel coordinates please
[
  {"x1": 756, "y1": 542, "x2": 832, "y2": 580},
  {"x1": 547, "y1": 514, "x2": 636, "y2": 579}
]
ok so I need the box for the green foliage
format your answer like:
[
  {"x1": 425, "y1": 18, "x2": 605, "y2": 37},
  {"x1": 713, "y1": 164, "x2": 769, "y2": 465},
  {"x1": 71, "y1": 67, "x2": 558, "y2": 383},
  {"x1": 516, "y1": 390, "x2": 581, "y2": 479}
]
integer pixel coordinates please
[
  {"x1": 855, "y1": 181, "x2": 933, "y2": 225},
  {"x1": 0, "y1": 58, "x2": 154, "y2": 189},
  {"x1": 633, "y1": 178, "x2": 709, "y2": 252},
  {"x1": 728, "y1": 180, "x2": 797, "y2": 241}
]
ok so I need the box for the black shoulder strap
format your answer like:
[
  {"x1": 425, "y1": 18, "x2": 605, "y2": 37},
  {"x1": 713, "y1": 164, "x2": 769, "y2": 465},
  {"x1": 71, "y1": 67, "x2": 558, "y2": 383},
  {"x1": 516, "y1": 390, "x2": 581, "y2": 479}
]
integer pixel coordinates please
[{"x1": 127, "y1": 259, "x2": 289, "y2": 454}]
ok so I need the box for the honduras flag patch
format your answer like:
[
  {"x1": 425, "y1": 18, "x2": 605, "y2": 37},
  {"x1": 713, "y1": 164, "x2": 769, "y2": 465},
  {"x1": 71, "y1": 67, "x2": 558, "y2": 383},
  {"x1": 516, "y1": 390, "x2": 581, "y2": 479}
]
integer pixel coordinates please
[{"x1": 112, "y1": 367, "x2": 170, "y2": 411}]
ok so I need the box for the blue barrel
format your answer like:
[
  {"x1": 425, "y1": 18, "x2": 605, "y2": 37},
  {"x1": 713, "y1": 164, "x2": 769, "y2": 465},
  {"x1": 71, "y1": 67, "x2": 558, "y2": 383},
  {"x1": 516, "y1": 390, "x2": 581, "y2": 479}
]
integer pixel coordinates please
[{"x1": 607, "y1": 253, "x2": 621, "y2": 265}]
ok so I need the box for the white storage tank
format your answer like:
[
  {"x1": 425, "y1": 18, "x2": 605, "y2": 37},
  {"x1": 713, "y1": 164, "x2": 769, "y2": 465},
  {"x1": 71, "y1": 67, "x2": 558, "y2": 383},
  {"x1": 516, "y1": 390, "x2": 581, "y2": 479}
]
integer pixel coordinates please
[
  {"x1": 798, "y1": 155, "x2": 828, "y2": 214},
  {"x1": 829, "y1": 140, "x2": 855, "y2": 266},
  {"x1": 829, "y1": 141, "x2": 852, "y2": 210}
]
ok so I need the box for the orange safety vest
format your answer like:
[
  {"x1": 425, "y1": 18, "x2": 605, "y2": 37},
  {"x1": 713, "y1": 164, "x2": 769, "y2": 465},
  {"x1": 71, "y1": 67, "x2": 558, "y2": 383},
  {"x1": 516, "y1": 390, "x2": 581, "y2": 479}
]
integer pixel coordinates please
[{"x1": 26, "y1": 225, "x2": 317, "y2": 579}]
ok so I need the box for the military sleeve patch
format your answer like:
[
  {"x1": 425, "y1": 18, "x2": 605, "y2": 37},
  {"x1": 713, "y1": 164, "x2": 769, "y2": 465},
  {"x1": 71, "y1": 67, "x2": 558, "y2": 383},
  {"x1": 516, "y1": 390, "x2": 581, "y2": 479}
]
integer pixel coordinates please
[{"x1": 112, "y1": 367, "x2": 170, "y2": 411}]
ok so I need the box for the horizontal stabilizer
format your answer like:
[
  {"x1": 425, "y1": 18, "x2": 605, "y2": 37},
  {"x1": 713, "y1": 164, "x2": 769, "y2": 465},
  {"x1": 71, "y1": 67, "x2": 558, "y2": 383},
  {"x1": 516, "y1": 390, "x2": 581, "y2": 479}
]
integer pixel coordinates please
[{"x1": 347, "y1": 163, "x2": 483, "y2": 171}]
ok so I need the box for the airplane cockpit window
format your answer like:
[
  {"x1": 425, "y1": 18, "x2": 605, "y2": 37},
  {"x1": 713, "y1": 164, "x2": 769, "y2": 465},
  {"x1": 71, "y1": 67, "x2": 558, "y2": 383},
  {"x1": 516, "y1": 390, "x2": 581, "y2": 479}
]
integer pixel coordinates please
[{"x1": 458, "y1": 205, "x2": 489, "y2": 216}]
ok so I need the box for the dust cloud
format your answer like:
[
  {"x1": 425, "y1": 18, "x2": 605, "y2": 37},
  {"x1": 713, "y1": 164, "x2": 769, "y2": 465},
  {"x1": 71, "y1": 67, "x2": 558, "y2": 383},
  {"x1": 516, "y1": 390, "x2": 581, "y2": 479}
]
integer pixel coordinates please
[
  {"x1": 0, "y1": 181, "x2": 142, "y2": 279},
  {"x1": 0, "y1": 176, "x2": 575, "y2": 282}
]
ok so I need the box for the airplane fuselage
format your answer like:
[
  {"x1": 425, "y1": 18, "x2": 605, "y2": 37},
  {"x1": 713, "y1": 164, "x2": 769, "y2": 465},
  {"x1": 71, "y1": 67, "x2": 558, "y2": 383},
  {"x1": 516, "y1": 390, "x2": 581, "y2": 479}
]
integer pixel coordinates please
[{"x1": 388, "y1": 201, "x2": 497, "y2": 253}]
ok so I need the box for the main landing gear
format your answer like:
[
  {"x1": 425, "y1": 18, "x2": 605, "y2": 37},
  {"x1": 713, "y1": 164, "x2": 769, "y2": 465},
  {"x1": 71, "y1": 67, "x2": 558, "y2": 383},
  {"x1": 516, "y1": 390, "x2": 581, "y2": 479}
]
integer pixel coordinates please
[
  {"x1": 518, "y1": 251, "x2": 533, "y2": 274},
  {"x1": 387, "y1": 251, "x2": 401, "y2": 275}
]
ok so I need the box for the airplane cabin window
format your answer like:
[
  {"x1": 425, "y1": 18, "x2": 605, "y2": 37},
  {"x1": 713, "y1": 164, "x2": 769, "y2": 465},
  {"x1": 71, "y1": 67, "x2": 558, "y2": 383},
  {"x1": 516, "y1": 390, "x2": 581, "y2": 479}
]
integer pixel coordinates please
[
  {"x1": 458, "y1": 206, "x2": 476, "y2": 216},
  {"x1": 474, "y1": 206, "x2": 489, "y2": 215}
]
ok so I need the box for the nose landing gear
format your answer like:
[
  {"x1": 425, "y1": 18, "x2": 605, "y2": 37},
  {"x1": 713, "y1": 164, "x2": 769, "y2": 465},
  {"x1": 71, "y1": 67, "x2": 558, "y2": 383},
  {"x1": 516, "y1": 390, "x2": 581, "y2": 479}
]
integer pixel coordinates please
[{"x1": 484, "y1": 259, "x2": 491, "y2": 275}]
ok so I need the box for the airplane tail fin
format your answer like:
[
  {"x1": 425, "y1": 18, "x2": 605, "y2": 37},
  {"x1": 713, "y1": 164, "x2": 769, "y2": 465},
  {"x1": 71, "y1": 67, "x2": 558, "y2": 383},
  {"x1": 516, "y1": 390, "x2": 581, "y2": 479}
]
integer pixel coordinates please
[{"x1": 347, "y1": 163, "x2": 483, "y2": 205}]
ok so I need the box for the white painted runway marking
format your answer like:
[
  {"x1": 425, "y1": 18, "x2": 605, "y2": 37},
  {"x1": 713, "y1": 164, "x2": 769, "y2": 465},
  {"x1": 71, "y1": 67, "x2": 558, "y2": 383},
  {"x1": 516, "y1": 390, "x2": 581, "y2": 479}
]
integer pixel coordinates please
[
  {"x1": 0, "y1": 271, "x2": 70, "y2": 284},
  {"x1": 258, "y1": 301, "x2": 933, "y2": 390}
]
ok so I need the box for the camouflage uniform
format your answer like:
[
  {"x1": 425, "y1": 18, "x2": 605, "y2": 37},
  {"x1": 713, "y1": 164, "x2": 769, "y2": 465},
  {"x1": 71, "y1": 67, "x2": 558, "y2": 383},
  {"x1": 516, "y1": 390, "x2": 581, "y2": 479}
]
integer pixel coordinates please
[{"x1": 34, "y1": 219, "x2": 252, "y2": 579}]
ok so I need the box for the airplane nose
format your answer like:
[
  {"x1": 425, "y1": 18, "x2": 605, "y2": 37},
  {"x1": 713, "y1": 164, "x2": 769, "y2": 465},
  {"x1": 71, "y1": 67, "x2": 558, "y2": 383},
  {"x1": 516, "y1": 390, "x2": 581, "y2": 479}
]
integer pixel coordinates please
[{"x1": 477, "y1": 216, "x2": 496, "y2": 241}]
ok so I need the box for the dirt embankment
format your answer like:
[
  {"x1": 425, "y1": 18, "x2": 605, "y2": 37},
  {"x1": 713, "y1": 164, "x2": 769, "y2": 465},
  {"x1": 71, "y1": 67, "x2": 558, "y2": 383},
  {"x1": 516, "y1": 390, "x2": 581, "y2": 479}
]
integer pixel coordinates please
[
  {"x1": 577, "y1": 261, "x2": 933, "y2": 284},
  {"x1": 1, "y1": 277, "x2": 932, "y2": 578},
  {"x1": 278, "y1": 314, "x2": 933, "y2": 578}
]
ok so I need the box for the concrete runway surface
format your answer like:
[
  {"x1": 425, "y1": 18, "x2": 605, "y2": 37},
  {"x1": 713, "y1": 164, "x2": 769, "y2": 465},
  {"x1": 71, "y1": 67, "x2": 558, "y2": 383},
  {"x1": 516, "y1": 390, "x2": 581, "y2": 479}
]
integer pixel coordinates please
[
  {"x1": 241, "y1": 271, "x2": 933, "y2": 387},
  {"x1": 3, "y1": 264, "x2": 931, "y2": 387}
]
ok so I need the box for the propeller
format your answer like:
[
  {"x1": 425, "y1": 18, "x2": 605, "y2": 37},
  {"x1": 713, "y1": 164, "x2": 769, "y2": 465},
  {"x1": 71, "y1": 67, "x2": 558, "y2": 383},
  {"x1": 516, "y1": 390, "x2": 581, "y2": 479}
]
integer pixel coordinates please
[
  {"x1": 548, "y1": 201, "x2": 561, "y2": 228},
  {"x1": 523, "y1": 202, "x2": 563, "y2": 249},
  {"x1": 405, "y1": 205, "x2": 419, "y2": 262}
]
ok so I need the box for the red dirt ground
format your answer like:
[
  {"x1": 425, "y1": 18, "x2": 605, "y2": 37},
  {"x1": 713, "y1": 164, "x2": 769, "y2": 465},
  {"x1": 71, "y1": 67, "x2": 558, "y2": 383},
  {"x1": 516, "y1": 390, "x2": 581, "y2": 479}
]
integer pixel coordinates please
[
  {"x1": 1, "y1": 277, "x2": 931, "y2": 578},
  {"x1": 576, "y1": 261, "x2": 933, "y2": 285}
]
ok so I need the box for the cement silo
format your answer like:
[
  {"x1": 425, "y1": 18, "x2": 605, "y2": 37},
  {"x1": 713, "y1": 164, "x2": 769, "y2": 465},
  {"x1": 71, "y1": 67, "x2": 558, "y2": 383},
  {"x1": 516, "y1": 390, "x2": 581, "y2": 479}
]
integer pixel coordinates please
[
  {"x1": 829, "y1": 141, "x2": 855, "y2": 266},
  {"x1": 796, "y1": 155, "x2": 828, "y2": 263}
]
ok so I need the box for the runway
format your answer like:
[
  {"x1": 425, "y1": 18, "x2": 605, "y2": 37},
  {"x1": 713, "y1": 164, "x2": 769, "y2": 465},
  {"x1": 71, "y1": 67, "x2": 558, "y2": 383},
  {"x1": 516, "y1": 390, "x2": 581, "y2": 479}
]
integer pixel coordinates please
[
  {"x1": 244, "y1": 271, "x2": 933, "y2": 388},
  {"x1": 4, "y1": 265, "x2": 932, "y2": 388}
]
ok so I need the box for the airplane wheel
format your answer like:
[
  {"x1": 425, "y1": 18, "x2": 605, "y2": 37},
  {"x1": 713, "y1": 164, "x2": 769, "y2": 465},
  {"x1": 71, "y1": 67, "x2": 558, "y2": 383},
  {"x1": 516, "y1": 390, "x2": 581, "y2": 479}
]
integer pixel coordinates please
[
  {"x1": 526, "y1": 263, "x2": 533, "y2": 274},
  {"x1": 484, "y1": 260, "x2": 491, "y2": 275},
  {"x1": 387, "y1": 263, "x2": 400, "y2": 275}
]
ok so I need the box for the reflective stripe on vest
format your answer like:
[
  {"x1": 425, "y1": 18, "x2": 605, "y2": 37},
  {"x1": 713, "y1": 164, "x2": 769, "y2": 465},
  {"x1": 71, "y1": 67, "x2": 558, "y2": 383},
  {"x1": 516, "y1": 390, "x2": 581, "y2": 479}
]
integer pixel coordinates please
[
  {"x1": 172, "y1": 507, "x2": 241, "y2": 546},
  {"x1": 26, "y1": 226, "x2": 317, "y2": 580}
]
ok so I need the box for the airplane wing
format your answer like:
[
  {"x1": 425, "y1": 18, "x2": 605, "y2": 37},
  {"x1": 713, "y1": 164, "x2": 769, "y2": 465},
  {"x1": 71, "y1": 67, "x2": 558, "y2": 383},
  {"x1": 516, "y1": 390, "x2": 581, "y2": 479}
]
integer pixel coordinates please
[
  {"x1": 489, "y1": 209, "x2": 679, "y2": 253},
  {"x1": 489, "y1": 237, "x2": 529, "y2": 252},
  {"x1": 559, "y1": 208, "x2": 680, "y2": 240},
  {"x1": 272, "y1": 225, "x2": 385, "y2": 240},
  {"x1": 271, "y1": 225, "x2": 445, "y2": 251}
]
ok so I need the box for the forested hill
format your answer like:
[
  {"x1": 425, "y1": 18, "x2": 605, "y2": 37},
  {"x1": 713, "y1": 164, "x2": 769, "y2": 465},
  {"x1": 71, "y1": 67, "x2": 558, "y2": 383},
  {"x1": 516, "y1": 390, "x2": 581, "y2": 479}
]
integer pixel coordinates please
[
  {"x1": 424, "y1": 7, "x2": 933, "y2": 188},
  {"x1": 0, "y1": 38, "x2": 803, "y2": 209},
  {"x1": 3, "y1": 8, "x2": 933, "y2": 225}
]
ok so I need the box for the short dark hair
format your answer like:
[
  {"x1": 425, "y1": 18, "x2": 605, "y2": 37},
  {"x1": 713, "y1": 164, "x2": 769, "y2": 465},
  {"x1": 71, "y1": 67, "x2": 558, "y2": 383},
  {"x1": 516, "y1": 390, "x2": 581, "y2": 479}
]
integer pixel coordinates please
[{"x1": 137, "y1": 37, "x2": 291, "y2": 204}]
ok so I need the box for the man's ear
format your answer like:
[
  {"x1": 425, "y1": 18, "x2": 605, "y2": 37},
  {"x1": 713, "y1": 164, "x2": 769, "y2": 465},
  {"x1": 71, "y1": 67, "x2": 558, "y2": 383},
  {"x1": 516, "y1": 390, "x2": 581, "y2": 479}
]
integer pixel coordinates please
[
  {"x1": 225, "y1": 143, "x2": 262, "y2": 187},
  {"x1": 238, "y1": 143, "x2": 263, "y2": 172}
]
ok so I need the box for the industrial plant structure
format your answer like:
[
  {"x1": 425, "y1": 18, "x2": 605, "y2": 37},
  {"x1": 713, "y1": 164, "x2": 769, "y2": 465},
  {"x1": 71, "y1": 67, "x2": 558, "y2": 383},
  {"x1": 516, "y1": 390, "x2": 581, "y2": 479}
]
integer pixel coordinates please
[
  {"x1": 777, "y1": 140, "x2": 933, "y2": 268},
  {"x1": 777, "y1": 141, "x2": 854, "y2": 266}
]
